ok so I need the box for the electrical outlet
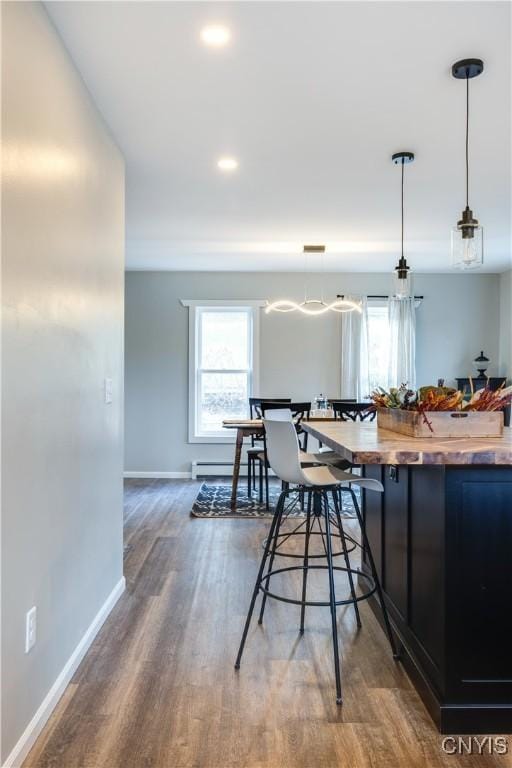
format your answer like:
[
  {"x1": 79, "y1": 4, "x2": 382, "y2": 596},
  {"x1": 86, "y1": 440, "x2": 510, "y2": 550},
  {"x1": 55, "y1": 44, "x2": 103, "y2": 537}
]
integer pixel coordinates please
[
  {"x1": 25, "y1": 607, "x2": 37, "y2": 653},
  {"x1": 104, "y1": 377, "x2": 113, "y2": 404}
]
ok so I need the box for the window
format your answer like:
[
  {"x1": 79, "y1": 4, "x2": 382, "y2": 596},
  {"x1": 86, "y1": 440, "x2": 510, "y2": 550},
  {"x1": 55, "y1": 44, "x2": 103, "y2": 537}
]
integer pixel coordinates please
[
  {"x1": 367, "y1": 302, "x2": 390, "y2": 392},
  {"x1": 183, "y1": 300, "x2": 262, "y2": 442}
]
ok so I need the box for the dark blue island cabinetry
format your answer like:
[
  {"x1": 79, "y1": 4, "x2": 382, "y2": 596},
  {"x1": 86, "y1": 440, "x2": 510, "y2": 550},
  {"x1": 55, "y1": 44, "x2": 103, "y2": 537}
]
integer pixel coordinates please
[
  {"x1": 302, "y1": 420, "x2": 512, "y2": 734},
  {"x1": 363, "y1": 462, "x2": 512, "y2": 733}
]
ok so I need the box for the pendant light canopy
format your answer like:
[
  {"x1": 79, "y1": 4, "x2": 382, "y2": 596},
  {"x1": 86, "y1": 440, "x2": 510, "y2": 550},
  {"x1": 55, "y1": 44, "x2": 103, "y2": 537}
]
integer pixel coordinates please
[
  {"x1": 265, "y1": 245, "x2": 361, "y2": 315},
  {"x1": 392, "y1": 151, "x2": 414, "y2": 299},
  {"x1": 451, "y1": 58, "x2": 484, "y2": 270}
]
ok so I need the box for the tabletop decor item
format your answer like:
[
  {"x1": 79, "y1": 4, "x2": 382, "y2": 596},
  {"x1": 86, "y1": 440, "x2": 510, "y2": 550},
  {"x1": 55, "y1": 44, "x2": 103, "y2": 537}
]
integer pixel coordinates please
[
  {"x1": 314, "y1": 393, "x2": 329, "y2": 409},
  {"x1": 371, "y1": 383, "x2": 512, "y2": 438},
  {"x1": 473, "y1": 350, "x2": 490, "y2": 377}
]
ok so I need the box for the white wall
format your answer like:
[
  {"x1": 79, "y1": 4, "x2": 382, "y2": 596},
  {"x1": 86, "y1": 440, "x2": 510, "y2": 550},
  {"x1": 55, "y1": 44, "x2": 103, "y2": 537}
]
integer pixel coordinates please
[
  {"x1": 499, "y1": 269, "x2": 512, "y2": 380},
  {"x1": 125, "y1": 271, "x2": 501, "y2": 474},
  {"x1": 1, "y1": 3, "x2": 125, "y2": 762}
]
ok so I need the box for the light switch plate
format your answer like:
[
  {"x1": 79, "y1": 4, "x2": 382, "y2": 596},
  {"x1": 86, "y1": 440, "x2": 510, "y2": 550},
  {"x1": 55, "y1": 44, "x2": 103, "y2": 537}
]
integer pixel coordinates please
[
  {"x1": 25, "y1": 606, "x2": 37, "y2": 653},
  {"x1": 104, "y1": 378, "x2": 113, "y2": 404}
]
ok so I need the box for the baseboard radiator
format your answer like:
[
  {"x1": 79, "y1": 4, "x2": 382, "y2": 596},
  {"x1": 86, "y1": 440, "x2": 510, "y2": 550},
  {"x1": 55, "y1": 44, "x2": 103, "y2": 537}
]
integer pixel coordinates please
[
  {"x1": 191, "y1": 461, "x2": 247, "y2": 480},
  {"x1": 191, "y1": 461, "x2": 276, "y2": 480}
]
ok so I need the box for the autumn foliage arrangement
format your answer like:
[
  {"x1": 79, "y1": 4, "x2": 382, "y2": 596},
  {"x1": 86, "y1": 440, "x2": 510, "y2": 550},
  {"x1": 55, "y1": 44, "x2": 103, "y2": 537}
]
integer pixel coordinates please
[{"x1": 370, "y1": 384, "x2": 512, "y2": 432}]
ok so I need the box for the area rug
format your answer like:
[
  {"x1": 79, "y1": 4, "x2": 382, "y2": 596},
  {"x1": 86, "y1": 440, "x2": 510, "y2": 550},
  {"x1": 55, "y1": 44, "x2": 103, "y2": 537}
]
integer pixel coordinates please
[{"x1": 190, "y1": 482, "x2": 359, "y2": 519}]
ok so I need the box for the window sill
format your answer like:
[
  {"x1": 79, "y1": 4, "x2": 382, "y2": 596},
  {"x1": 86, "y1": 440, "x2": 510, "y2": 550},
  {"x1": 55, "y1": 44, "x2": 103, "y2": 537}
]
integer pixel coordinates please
[{"x1": 188, "y1": 434, "x2": 236, "y2": 444}]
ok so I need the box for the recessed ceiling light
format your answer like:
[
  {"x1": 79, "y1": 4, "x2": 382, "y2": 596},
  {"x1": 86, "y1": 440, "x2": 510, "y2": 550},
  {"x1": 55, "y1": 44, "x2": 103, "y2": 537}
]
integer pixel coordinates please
[
  {"x1": 217, "y1": 157, "x2": 238, "y2": 172},
  {"x1": 200, "y1": 25, "x2": 231, "y2": 47}
]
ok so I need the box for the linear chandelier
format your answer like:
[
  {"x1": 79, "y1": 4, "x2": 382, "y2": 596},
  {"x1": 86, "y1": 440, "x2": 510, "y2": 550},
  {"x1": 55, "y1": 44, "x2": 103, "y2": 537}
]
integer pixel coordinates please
[
  {"x1": 265, "y1": 298, "x2": 362, "y2": 315},
  {"x1": 265, "y1": 245, "x2": 362, "y2": 316}
]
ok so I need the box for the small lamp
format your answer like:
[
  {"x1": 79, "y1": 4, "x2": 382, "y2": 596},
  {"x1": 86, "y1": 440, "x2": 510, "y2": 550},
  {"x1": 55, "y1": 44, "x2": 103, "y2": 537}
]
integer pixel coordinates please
[{"x1": 473, "y1": 350, "x2": 490, "y2": 377}]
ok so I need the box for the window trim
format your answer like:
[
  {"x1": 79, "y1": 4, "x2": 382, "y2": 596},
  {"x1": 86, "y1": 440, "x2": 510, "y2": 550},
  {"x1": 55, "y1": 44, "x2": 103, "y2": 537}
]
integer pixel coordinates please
[{"x1": 181, "y1": 299, "x2": 264, "y2": 443}]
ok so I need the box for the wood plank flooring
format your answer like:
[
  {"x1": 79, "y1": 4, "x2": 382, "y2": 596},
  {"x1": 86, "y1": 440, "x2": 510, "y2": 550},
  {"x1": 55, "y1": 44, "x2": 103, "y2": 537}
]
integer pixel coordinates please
[{"x1": 24, "y1": 479, "x2": 512, "y2": 768}]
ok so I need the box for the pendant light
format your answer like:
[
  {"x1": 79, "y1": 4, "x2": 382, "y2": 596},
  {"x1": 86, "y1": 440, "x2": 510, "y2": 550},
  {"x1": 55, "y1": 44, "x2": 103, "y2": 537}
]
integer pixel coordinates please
[
  {"x1": 451, "y1": 58, "x2": 484, "y2": 270},
  {"x1": 265, "y1": 245, "x2": 361, "y2": 315},
  {"x1": 392, "y1": 151, "x2": 414, "y2": 299}
]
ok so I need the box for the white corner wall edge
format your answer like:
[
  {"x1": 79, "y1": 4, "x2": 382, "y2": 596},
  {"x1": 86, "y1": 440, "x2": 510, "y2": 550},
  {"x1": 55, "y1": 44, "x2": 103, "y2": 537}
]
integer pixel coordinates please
[
  {"x1": 123, "y1": 471, "x2": 192, "y2": 479},
  {"x1": 2, "y1": 577, "x2": 126, "y2": 768}
]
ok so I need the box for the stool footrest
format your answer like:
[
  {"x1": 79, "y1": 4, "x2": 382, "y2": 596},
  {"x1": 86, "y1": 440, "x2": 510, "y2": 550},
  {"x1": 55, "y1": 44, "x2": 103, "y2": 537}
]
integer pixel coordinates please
[
  {"x1": 258, "y1": 564, "x2": 376, "y2": 607},
  {"x1": 265, "y1": 527, "x2": 358, "y2": 559}
]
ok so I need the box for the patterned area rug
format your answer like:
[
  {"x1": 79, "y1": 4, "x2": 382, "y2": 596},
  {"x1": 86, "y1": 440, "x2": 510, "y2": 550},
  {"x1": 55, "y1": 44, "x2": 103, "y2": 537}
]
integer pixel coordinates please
[{"x1": 190, "y1": 482, "x2": 359, "y2": 519}]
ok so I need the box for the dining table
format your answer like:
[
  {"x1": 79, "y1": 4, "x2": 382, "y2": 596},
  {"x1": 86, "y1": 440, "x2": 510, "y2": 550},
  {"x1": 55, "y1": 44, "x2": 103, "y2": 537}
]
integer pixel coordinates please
[
  {"x1": 222, "y1": 419, "x2": 264, "y2": 511},
  {"x1": 222, "y1": 412, "x2": 337, "y2": 511}
]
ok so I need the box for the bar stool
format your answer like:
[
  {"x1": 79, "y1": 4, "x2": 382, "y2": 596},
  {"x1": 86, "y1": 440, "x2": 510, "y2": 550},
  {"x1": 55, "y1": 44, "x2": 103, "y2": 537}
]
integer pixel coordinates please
[
  {"x1": 254, "y1": 402, "x2": 313, "y2": 508},
  {"x1": 260, "y1": 407, "x2": 349, "y2": 516},
  {"x1": 235, "y1": 418, "x2": 399, "y2": 705},
  {"x1": 258, "y1": 406, "x2": 359, "y2": 577}
]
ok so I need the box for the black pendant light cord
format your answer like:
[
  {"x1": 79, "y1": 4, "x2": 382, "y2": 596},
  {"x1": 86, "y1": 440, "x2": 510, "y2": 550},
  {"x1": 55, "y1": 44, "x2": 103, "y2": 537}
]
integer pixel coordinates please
[
  {"x1": 401, "y1": 159, "x2": 405, "y2": 260},
  {"x1": 466, "y1": 74, "x2": 469, "y2": 207},
  {"x1": 391, "y1": 150, "x2": 413, "y2": 277}
]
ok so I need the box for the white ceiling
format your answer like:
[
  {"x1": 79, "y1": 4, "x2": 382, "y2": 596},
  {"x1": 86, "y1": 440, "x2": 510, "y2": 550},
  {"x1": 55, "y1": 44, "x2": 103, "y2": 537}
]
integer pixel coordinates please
[{"x1": 45, "y1": 1, "x2": 511, "y2": 273}]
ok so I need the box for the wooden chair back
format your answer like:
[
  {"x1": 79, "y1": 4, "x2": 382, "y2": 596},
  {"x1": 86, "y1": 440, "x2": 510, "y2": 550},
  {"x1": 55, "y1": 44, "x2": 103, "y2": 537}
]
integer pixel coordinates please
[
  {"x1": 260, "y1": 401, "x2": 311, "y2": 450},
  {"x1": 332, "y1": 401, "x2": 375, "y2": 422},
  {"x1": 249, "y1": 397, "x2": 291, "y2": 419}
]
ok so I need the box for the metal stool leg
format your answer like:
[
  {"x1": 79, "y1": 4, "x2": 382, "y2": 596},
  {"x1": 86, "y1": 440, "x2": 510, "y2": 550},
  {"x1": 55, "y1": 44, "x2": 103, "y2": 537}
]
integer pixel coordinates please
[
  {"x1": 258, "y1": 490, "x2": 287, "y2": 624},
  {"x1": 350, "y1": 488, "x2": 400, "y2": 659},
  {"x1": 247, "y1": 455, "x2": 252, "y2": 497},
  {"x1": 322, "y1": 491, "x2": 343, "y2": 704},
  {"x1": 299, "y1": 491, "x2": 312, "y2": 633},
  {"x1": 235, "y1": 492, "x2": 286, "y2": 669},
  {"x1": 332, "y1": 490, "x2": 361, "y2": 629}
]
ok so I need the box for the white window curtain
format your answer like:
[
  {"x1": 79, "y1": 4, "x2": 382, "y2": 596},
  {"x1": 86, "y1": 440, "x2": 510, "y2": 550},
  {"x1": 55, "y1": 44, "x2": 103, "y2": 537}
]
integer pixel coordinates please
[
  {"x1": 340, "y1": 296, "x2": 370, "y2": 399},
  {"x1": 388, "y1": 297, "x2": 416, "y2": 389}
]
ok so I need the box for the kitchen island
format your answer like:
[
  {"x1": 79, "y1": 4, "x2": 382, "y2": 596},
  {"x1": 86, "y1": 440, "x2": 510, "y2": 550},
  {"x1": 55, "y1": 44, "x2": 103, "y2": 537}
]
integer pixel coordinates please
[{"x1": 303, "y1": 421, "x2": 512, "y2": 734}]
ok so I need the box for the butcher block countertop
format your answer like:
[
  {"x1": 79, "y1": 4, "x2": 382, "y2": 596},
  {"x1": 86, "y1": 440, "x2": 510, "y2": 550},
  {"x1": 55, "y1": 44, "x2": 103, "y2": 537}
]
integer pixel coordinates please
[{"x1": 302, "y1": 421, "x2": 512, "y2": 465}]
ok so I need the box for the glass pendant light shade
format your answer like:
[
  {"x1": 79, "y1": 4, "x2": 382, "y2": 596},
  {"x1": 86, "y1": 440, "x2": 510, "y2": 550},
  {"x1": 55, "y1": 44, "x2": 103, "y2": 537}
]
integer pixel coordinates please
[
  {"x1": 394, "y1": 262, "x2": 413, "y2": 299},
  {"x1": 451, "y1": 222, "x2": 483, "y2": 270}
]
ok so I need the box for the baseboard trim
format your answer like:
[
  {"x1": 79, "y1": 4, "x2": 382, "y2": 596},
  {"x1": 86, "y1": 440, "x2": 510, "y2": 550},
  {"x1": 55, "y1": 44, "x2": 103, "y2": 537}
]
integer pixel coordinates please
[
  {"x1": 2, "y1": 577, "x2": 126, "y2": 768},
  {"x1": 123, "y1": 471, "x2": 192, "y2": 479}
]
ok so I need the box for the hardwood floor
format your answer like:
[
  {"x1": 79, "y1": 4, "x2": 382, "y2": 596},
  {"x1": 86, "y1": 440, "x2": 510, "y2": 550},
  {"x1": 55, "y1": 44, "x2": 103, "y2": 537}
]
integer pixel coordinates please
[{"x1": 25, "y1": 479, "x2": 512, "y2": 768}]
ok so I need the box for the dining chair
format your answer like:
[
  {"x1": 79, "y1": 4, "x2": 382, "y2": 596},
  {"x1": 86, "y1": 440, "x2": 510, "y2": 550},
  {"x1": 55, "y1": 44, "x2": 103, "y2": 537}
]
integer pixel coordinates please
[
  {"x1": 332, "y1": 400, "x2": 376, "y2": 422},
  {"x1": 247, "y1": 398, "x2": 291, "y2": 496},
  {"x1": 254, "y1": 401, "x2": 312, "y2": 509}
]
